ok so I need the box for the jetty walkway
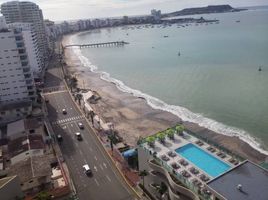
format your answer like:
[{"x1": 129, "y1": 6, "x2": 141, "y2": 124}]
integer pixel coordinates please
[{"x1": 63, "y1": 41, "x2": 129, "y2": 49}]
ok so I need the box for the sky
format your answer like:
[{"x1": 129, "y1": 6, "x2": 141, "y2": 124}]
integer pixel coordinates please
[{"x1": 0, "y1": 0, "x2": 267, "y2": 21}]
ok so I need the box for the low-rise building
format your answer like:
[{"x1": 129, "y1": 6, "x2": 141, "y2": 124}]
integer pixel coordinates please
[
  {"x1": 8, "y1": 134, "x2": 44, "y2": 165},
  {"x1": 6, "y1": 118, "x2": 44, "y2": 140},
  {"x1": 138, "y1": 125, "x2": 268, "y2": 200},
  {"x1": 8, "y1": 155, "x2": 52, "y2": 193},
  {"x1": 0, "y1": 101, "x2": 32, "y2": 125}
]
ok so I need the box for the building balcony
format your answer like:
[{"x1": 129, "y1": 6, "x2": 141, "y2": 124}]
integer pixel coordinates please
[{"x1": 148, "y1": 159, "x2": 200, "y2": 200}]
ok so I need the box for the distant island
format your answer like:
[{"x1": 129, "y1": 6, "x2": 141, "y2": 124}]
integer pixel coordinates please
[{"x1": 163, "y1": 5, "x2": 247, "y2": 18}]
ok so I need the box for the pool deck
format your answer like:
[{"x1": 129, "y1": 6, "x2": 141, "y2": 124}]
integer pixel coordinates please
[{"x1": 143, "y1": 131, "x2": 238, "y2": 188}]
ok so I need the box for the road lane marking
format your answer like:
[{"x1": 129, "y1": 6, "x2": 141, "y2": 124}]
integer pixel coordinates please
[
  {"x1": 85, "y1": 140, "x2": 89, "y2": 145},
  {"x1": 106, "y1": 175, "x2": 111, "y2": 182},
  {"x1": 94, "y1": 156, "x2": 97, "y2": 161},
  {"x1": 79, "y1": 150, "x2": 83, "y2": 156},
  {"x1": 99, "y1": 165, "x2": 103, "y2": 170},
  {"x1": 75, "y1": 143, "x2": 78, "y2": 148},
  {"x1": 103, "y1": 163, "x2": 107, "y2": 168},
  {"x1": 94, "y1": 166, "x2": 97, "y2": 172},
  {"x1": 84, "y1": 159, "x2": 87, "y2": 163},
  {"x1": 89, "y1": 147, "x2": 93, "y2": 152},
  {"x1": 94, "y1": 178, "x2": 99, "y2": 186}
]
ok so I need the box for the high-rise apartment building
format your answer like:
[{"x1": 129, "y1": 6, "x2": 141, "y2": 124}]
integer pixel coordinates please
[
  {"x1": 0, "y1": 16, "x2": 36, "y2": 104},
  {"x1": 8, "y1": 23, "x2": 43, "y2": 78},
  {"x1": 1, "y1": 1, "x2": 49, "y2": 74}
]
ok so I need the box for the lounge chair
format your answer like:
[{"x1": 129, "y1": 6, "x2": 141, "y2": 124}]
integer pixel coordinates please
[
  {"x1": 200, "y1": 174, "x2": 210, "y2": 182},
  {"x1": 190, "y1": 167, "x2": 199, "y2": 175},
  {"x1": 171, "y1": 162, "x2": 180, "y2": 169},
  {"x1": 167, "y1": 151, "x2": 177, "y2": 158},
  {"x1": 179, "y1": 159, "x2": 189, "y2": 166},
  {"x1": 181, "y1": 170, "x2": 191, "y2": 178},
  {"x1": 161, "y1": 155, "x2": 170, "y2": 161}
]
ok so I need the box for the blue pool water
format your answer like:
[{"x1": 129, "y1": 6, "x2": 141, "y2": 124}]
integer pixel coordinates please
[{"x1": 175, "y1": 143, "x2": 231, "y2": 177}]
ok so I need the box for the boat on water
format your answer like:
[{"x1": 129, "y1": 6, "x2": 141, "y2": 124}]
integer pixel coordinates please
[
  {"x1": 236, "y1": 20, "x2": 241, "y2": 23},
  {"x1": 163, "y1": 35, "x2": 169, "y2": 38},
  {"x1": 259, "y1": 66, "x2": 262, "y2": 71}
]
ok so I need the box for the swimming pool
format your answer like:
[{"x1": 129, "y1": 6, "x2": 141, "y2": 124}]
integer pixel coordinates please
[{"x1": 175, "y1": 143, "x2": 231, "y2": 178}]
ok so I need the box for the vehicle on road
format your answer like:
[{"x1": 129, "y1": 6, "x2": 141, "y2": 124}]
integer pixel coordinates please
[
  {"x1": 62, "y1": 108, "x2": 67, "y2": 114},
  {"x1": 57, "y1": 134, "x2": 63, "y2": 142},
  {"x1": 78, "y1": 122, "x2": 84, "y2": 129},
  {"x1": 83, "y1": 164, "x2": 92, "y2": 176},
  {"x1": 75, "y1": 132, "x2": 82, "y2": 141}
]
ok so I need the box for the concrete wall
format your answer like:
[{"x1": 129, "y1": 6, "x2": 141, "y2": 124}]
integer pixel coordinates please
[
  {"x1": 11, "y1": 149, "x2": 44, "y2": 165},
  {"x1": 21, "y1": 175, "x2": 51, "y2": 192}
]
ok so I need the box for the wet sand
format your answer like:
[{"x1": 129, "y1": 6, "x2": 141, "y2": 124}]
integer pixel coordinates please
[{"x1": 62, "y1": 35, "x2": 267, "y2": 164}]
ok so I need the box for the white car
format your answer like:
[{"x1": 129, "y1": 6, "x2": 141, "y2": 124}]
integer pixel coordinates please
[
  {"x1": 78, "y1": 122, "x2": 84, "y2": 129},
  {"x1": 62, "y1": 109, "x2": 67, "y2": 114},
  {"x1": 57, "y1": 134, "x2": 63, "y2": 142},
  {"x1": 83, "y1": 164, "x2": 92, "y2": 176},
  {"x1": 75, "y1": 132, "x2": 82, "y2": 140}
]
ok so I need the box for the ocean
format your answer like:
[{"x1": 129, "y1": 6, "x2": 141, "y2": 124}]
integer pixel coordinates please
[{"x1": 70, "y1": 7, "x2": 268, "y2": 154}]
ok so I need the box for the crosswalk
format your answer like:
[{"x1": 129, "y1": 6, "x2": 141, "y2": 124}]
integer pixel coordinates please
[{"x1": 52, "y1": 115, "x2": 84, "y2": 125}]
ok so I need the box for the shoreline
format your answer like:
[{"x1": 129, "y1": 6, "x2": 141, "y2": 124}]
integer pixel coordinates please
[{"x1": 62, "y1": 34, "x2": 267, "y2": 164}]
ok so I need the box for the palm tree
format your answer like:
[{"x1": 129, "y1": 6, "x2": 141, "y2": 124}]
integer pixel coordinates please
[
  {"x1": 156, "y1": 132, "x2": 166, "y2": 144},
  {"x1": 36, "y1": 191, "x2": 51, "y2": 200},
  {"x1": 76, "y1": 93, "x2": 83, "y2": 105},
  {"x1": 146, "y1": 136, "x2": 156, "y2": 147},
  {"x1": 166, "y1": 129, "x2": 174, "y2": 140},
  {"x1": 70, "y1": 76, "x2": 78, "y2": 92},
  {"x1": 175, "y1": 125, "x2": 185, "y2": 136},
  {"x1": 156, "y1": 182, "x2": 168, "y2": 199},
  {"x1": 139, "y1": 169, "x2": 148, "y2": 187}
]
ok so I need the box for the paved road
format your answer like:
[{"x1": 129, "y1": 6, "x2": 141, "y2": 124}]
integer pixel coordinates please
[{"x1": 43, "y1": 63, "x2": 136, "y2": 200}]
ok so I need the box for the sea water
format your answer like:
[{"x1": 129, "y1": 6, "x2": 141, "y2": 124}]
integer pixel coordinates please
[{"x1": 71, "y1": 7, "x2": 268, "y2": 154}]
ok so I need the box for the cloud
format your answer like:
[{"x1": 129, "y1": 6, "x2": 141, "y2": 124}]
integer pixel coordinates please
[{"x1": 0, "y1": 0, "x2": 267, "y2": 21}]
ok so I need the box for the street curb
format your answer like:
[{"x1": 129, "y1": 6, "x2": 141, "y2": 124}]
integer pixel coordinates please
[{"x1": 60, "y1": 63, "x2": 141, "y2": 199}]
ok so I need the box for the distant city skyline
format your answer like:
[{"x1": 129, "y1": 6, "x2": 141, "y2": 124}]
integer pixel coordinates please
[{"x1": 0, "y1": 0, "x2": 267, "y2": 21}]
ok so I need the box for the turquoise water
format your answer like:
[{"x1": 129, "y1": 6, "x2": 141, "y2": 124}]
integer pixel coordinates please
[
  {"x1": 71, "y1": 8, "x2": 268, "y2": 153},
  {"x1": 176, "y1": 143, "x2": 231, "y2": 177}
]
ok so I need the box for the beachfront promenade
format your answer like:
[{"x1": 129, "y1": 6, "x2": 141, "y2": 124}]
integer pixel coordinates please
[{"x1": 64, "y1": 41, "x2": 129, "y2": 48}]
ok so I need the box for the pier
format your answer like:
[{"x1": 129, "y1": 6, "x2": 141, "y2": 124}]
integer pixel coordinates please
[{"x1": 64, "y1": 41, "x2": 129, "y2": 49}]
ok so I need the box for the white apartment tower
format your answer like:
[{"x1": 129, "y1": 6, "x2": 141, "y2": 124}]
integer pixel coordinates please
[
  {"x1": 1, "y1": 1, "x2": 49, "y2": 73},
  {"x1": 0, "y1": 16, "x2": 36, "y2": 104},
  {"x1": 8, "y1": 23, "x2": 43, "y2": 77}
]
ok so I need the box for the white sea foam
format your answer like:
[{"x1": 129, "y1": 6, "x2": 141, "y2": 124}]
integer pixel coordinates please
[{"x1": 68, "y1": 34, "x2": 268, "y2": 156}]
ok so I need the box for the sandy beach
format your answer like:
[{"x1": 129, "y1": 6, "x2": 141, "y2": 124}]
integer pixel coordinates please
[{"x1": 62, "y1": 34, "x2": 267, "y2": 164}]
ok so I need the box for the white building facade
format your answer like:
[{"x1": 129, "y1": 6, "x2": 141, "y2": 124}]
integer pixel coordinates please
[
  {"x1": 0, "y1": 16, "x2": 36, "y2": 104},
  {"x1": 1, "y1": 1, "x2": 49, "y2": 76},
  {"x1": 8, "y1": 23, "x2": 43, "y2": 78}
]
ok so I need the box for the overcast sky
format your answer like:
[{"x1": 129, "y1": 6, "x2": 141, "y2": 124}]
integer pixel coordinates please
[{"x1": 0, "y1": 0, "x2": 267, "y2": 21}]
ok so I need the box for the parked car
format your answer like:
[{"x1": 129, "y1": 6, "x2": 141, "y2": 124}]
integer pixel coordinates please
[
  {"x1": 75, "y1": 132, "x2": 82, "y2": 141},
  {"x1": 83, "y1": 164, "x2": 92, "y2": 176},
  {"x1": 62, "y1": 109, "x2": 67, "y2": 114},
  {"x1": 78, "y1": 122, "x2": 84, "y2": 129}
]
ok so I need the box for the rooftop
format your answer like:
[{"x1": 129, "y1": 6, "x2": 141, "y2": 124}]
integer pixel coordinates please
[
  {"x1": 207, "y1": 160, "x2": 268, "y2": 200},
  {"x1": 7, "y1": 119, "x2": 25, "y2": 136},
  {"x1": 0, "y1": 101, "x2": 32, "y2": 112},
  {"x1": 8, "y1": 134, "x2": 44, "y2": 157},
  {"x1": 8, "y1": 155, "x2": 51, "y2": 183}
]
